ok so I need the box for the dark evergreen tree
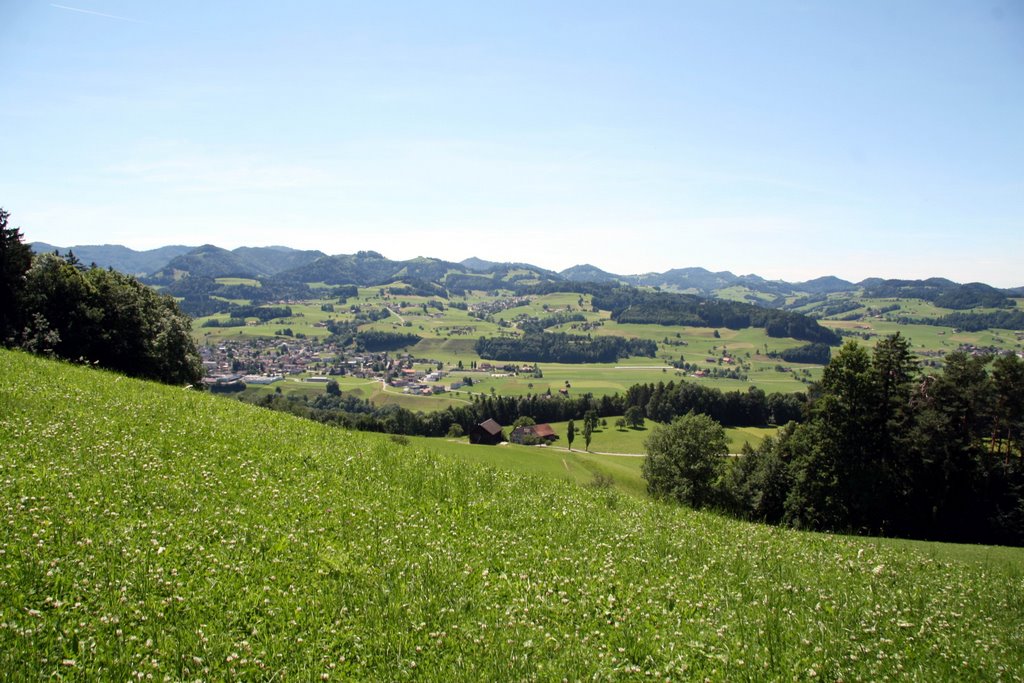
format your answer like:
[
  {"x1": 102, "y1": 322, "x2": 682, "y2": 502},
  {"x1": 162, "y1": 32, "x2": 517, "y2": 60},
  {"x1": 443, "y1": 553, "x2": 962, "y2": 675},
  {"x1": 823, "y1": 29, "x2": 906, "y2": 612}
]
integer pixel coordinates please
[{"x1": 0, "y1": 209, "x2": 34, "y2": 343}]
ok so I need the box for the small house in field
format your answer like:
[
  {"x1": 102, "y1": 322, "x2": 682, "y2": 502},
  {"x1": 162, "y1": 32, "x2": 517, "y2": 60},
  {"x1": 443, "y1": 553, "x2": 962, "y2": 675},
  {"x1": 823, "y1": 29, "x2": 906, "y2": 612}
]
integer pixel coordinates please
[
  {"x1": 510, "y1": 423, "x2": 558, "y2": 445},
  {"x1": 470, "y1": 418, "x2": 504, "y2": 445}
]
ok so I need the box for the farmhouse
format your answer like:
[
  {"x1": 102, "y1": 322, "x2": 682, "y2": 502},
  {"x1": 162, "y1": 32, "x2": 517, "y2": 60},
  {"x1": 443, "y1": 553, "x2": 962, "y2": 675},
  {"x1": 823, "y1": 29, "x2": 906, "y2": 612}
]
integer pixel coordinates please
[
  {"x1": 510, "y1": 423, "x2": 558, "y2": 445},
  {"x1": 470, "y1": 418, "x2": 505, "y2": 445}
]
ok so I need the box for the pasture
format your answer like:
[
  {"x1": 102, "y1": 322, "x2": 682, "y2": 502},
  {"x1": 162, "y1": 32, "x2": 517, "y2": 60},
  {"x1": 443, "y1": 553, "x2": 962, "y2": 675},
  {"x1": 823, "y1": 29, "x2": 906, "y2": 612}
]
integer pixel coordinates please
[
  {"x1": 2, "y1": 350, "x2": 1022, "y2": 680},
  {"x1": 192, "y1": 286, "x2": 1023, "y2": 408}
]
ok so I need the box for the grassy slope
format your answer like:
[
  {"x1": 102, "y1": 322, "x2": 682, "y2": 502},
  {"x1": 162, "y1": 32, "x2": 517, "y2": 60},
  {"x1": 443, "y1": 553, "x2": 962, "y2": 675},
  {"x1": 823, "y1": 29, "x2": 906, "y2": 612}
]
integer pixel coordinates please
[
  {"x1": 406, "y1": 436, "x2": 650, "y2": 500},
  {"x1": 1, "y1": 350, "x2": 1022, "y2": 680},
  {"x1": 536, "y1": 419, "x2": 777, "y2": 454}
]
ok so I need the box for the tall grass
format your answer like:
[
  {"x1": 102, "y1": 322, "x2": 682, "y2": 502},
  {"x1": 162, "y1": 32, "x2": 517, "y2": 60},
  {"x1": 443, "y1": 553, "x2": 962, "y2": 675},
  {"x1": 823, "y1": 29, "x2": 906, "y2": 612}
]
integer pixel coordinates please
[{"x1": 1, "y1": 349, "x2": 1021, "y2": 680}]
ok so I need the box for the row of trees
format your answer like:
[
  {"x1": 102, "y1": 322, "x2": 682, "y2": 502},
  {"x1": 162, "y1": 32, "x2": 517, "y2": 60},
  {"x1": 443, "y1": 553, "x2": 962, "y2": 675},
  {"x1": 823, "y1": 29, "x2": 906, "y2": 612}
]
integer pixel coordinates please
[
  {"x1": 475, "y1": 332, "x2": 657, "y2": 363},
  {"x1": 1, "y1": 209, "x2": 202, "y2": 385},
  {"x1": 246, "y1": 370, "x2": 807, "y2": 443},
  {"x1": 643, "y1": 335, "x2": 1024, "y2": 545},
  {"x1": 623, "y1": 381, "x2": 806, "y2": 427},
  {"x1": 904, "y1": 310, "x2": 1024, "y2": 332}
]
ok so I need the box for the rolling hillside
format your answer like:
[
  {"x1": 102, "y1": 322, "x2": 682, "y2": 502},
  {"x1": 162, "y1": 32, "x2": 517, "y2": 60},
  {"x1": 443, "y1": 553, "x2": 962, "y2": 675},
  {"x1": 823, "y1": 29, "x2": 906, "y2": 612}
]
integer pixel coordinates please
[
  {"x1": 1, "y1": 349, "x2": 1021, "y2": 679},
  {"x1": 31, "y1": 242, "x2": 1023, "y2": 309},
  {"x1": 29, "y1": 242, "x2": 194, "y2": 275}
]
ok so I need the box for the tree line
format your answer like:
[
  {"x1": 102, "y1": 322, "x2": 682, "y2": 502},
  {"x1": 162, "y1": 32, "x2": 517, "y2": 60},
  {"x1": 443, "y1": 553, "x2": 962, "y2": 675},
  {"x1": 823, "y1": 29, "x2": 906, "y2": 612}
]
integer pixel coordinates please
[
  {"x1": 242, "y1": 370, "x2": 807, "y2": 443},
  {"x1": 624, "y1": 381, "x2": 806, "y2": 427},
  {"x1": 644, "y1": 334, "x2": 1024, "y2": 546},
  {"x1": 775, "y1": 342, "x2": 832, "y2": 365},
  {"x1": 902, "y1": 310, "x2": 1024, "y2": 332},
  {"x1": 475, "y1": 332, "x2": 657, "y2": 363},
  {"x1": 1, "y1": 210, "x2": 202, "y2": 385}
]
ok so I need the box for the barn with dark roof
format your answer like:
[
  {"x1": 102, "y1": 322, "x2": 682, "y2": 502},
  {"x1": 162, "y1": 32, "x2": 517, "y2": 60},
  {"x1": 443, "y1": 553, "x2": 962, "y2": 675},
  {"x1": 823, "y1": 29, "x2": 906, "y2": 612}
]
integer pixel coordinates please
[{"x1": 469, "y1": 418, "x2": 504, "y2": 445}]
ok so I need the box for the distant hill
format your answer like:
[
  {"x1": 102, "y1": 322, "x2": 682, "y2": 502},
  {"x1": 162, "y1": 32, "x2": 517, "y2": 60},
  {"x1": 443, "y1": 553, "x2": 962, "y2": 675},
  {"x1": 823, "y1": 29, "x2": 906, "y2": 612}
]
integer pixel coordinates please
[
  {"x1": 629, "y1": 267, "x2": 740, "y2": 294},
  {"x1": 863, "y1": 278, "x2": 1014, "y2": 309},
  {"x1": 459, "y1": 257, "x2": 562, "y2": 283},
  {"x1": 150, "y1": 245, "x2": 260, "y2": 281},
  {"x1": 461, "y1": 256, "x2": 500, "y2": 272},
  {"x1": 560, "y1": 263, "x2": 622, "y2": 283},
  {"x1": 33, "y1": 241, "x2": 1023, "y2": 304},
  {"x1": 796, "y1": 276, "x2": 856, "y2": 294},
  {"x1": 30, "y1": 242, "x2": 194, "y2": 275},
  {"x1": 278, "y1": 251, "x2": 466, "y2": 286},
  {"x1": 150, "y1": 244, "x2": 327, "y2": 281},
  {"x1": 231, "y1": 246, "x2": 326, "y2": 276}
]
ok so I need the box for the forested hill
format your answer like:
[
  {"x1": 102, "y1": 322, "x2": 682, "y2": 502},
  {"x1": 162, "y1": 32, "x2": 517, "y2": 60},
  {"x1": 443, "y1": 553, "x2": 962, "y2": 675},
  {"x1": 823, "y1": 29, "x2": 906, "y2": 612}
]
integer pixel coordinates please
[
  {"x1": 864, "y1": 278, "x2": 1015, "y2": 309},
  {"x1": 591, "y1": 287, "x2": 842, "y2": 345},
  {"x1": 31, "y1": 241, "x2": 1022, "y2": 300},
  {"x1": 29, "y1": 242, "x2": 194, "y2": 275}
]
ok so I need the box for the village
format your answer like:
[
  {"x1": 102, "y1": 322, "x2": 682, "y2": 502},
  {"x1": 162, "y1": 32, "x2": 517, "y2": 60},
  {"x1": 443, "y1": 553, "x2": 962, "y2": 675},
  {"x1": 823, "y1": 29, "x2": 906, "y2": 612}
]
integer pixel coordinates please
[{"x1": 198, "y1": 336, "x2": 537, "y2": 397}]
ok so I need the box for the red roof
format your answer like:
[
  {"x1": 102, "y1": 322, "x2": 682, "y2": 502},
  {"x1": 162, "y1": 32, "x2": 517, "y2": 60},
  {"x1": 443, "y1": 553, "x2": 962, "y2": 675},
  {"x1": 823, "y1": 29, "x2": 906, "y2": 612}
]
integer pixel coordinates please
[{"x1": 532, "y1": 424, "x2": 556, "y2": 438}]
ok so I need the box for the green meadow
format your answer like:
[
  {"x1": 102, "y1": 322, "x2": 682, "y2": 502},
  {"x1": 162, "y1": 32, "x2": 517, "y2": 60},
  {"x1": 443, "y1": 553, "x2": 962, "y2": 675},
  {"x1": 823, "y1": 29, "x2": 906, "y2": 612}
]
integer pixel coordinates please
[
  {"x1": 192, "y1": 288, "x2": 830, "y2": 397},
  {"x1": 501, "y1": 419, "x2": 777, "y2": 455},
  {"x1": 405, "y1": 436, "x2": 650, "y2": 500},
  {"x1": 2, "y1": 349, "x2": 1022, "y2": 680}
]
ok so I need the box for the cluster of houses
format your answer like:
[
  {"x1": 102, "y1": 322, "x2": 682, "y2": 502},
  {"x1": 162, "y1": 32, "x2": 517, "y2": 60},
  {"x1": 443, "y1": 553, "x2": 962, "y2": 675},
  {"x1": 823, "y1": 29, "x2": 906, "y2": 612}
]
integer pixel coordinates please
[
  {"x1": 469, "y1": 419, "x2": 559, "y2": 446},
  {"x1": 200, "y1": 337, "x2": 542, "y2": 397},
  {"x1": 200, "y1": 338, "x2": 400, "y2": 388}
]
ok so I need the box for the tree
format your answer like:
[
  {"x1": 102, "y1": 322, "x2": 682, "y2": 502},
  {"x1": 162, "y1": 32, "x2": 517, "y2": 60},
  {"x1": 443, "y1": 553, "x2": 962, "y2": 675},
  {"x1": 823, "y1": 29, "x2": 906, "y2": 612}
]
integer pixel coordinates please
[
  {"x1": 512, "y1": 416, "x2": 536, "y2": 429},
  {"x1": 17, "y1": 253, "x2": 203, "y2": 385},
  {"x1": 566, "y1": 419, "x2": 575, "y2": 451},
  {"x1": 811, "y1": 341, "x2": 880, "y2": 531},
  {"x1": 992, "y1": 353, "x2": 1024, "y2": 458},
  {"x1": 624, "y1": 405, "x2": 645, "y2": 429},
  {"x1": 447, "y1": 423, "x2": 465, "y2": 438},
  {"x1": 583, "y1": 420, "x2": 593, "y2": 451},
  {"x1": 907, "y1": 351, "x2": 993, "y2": 541},
  {"x1": 0, "y1": 208, "x2": 34, "y2": 343},
  {"x1": 326, "y1": 379, "x2": 341, "y2": 396},
  {"x1": 642, "y1": 412, "x2": 728, "y2": 509}
]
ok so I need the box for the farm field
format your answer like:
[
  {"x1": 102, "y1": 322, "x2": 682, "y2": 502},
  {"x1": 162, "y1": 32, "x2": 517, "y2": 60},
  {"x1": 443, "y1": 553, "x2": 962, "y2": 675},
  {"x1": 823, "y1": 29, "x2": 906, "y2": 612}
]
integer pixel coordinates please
[
  {"x1": 2, "y1": 349, "x2": 1023, "y2": 680},
  {"x1": 192, "y1": 285, "x2": 1024, "y2": 413}
]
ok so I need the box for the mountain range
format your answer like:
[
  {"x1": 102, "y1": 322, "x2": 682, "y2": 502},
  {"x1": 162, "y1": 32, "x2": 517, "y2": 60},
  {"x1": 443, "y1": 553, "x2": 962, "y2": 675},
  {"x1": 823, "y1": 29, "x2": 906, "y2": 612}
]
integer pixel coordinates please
[{"x1": 31, "y1": 242, "x2": 1024, "y2": 306}]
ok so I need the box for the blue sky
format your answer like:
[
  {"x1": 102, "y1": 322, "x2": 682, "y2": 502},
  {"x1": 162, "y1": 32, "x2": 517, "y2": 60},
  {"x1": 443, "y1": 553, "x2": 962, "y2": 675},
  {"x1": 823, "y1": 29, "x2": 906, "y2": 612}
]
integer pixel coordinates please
[{"x1": 1, "y1": 1, "x2": 1022, "y2": 285}]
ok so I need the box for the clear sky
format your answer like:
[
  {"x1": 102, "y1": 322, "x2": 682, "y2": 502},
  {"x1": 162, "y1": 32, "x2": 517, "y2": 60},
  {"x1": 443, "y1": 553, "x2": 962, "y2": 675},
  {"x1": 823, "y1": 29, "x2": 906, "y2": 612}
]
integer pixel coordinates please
[{"x1": 2, "y1": 1, "x2": 1022, "y2": 286}]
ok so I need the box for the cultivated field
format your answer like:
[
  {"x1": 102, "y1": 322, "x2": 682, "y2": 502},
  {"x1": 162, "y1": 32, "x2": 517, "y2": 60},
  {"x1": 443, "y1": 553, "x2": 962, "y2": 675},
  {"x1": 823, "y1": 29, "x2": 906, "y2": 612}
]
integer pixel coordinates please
[{"x1": 193, "y1": 286, "x2": 1024, "y2": 413}]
